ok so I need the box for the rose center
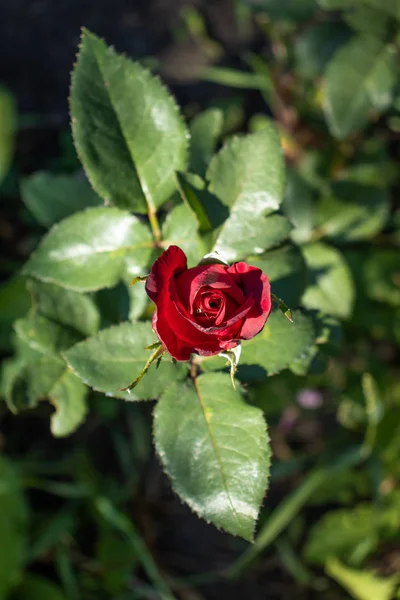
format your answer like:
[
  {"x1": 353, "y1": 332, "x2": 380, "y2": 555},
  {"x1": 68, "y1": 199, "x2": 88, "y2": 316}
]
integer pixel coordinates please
[{"x1": 193, "y1": 290, "x2": 225, "y2": 322}]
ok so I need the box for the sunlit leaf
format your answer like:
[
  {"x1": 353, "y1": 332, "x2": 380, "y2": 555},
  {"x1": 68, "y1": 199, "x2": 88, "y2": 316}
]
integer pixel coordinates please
[
  {"x1": 154, "y1": 373, "x2": 271, "y2": 540},
  {"x1": 70, "y1": 29, "x2": 188, "y2": 213},
  {"x1": 23, "y1": 207, "x2": 153, "y2": 292},
  {"x1": 64, "y1": 321, "x2": 186, "y2": 400}
]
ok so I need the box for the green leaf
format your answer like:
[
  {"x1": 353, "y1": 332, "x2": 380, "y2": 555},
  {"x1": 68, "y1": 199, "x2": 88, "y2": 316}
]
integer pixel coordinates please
[
  {"x1": 319, "y1": 0, "x2": 400, "y2": 19},
  {"x1": 316, "y1": 183, "x2": 390, "y2": 242},
  {"x1": 200, "y1": 309, "x2": 316, "y2": 380},
  {"x1": 364, "y1": 250, "x2": 400, "y2": 307},
  {"x1": 0, "y1": 276, "x2": 31, "y2": 351},
  {"x1": 289, "y1": 313, "x2": 342, "y2": 376},
  {"x1": 361, "y1": 0, "x2": 400, "y2": 19},
  {"x1": 326, "y1": 558, "x2": 400, "y2": 600},
  {"x1": 10, "y1": 574, "x2": 65, "y2": 600},
  {"x1": 336, "y1": 161, "x2": 399, "y2": 188},
  {"x1": 14, "y1": 314, "x2": 82, "y2": 357},
  {"x1": 304, "y1": 503, "x2": 380, "y2": 566},
  {"x1": 154, "y1": 373, "x2": 271, "y2": 540},
  {"x1": 240, "y1": 310, "x2": 315, "y2": 379},
  {"x1": 23, "y1": 207, "x2": 153, "y2": 292},
  {"x1": 248, "y1": 0, "x2": 317, "y2": 22},
  {"x1": 295, "y1": 22, "x2": 351, "y2": 80},
  {"x1": 323, "y1": 35, "x2": 398, "y2": 138},
  {"x1": 0, "y1": 85, "x2": 17, "y2": 184},
  {"x1": 343, "y1": 4, "x2": 390, "y2": 37},
  {"x1": 207, "y1": 128, "x2": 286, "y2": 260},
  {"x1": 214, "y1": 211, "x2": 292, "y2": 263},
  {"x1": 161, "y1": 202, "x2": 204, "y2": 267},
  {"x1": 5, "y1": 354, "x2": 88, "y2": 437},
  {"x1": 176, "y1": 171, "x2": 229, "y2": 233},
  {"x1": 0, "y1": 356, "x2": 26, "y2": 402},
  {"x1": 0, "y1": 455, "x2": 28, "y2": 599},
  {"x1": 70, "y1": 29, "x2": 188, "y2": 213},
  {"x1": 301, "y1": 243, "x2": 355, "y2": 319},
  {"x1": 64, "y1": 321, "x2": 186, "y2": 401},
  {"x1": 48, "y1": 368, "x2": 88, "y2": 437},
  {"x1": 20, "y1": 172, "x2": 102, "y2": 227},
  {"x1": 227, "y1": 448, "x2": 364, "y2": 577},
  {"x1": 200, "y1": 67, "x2": 270, "y2": 91},
  {"x1": 189, "y1": 108, "x2": 223, "y2": 177},
  {"x1": 249, "y1": 244, "x2": 307, "y2": 307},
  {"x1": 27, "y1": 279, "x2": 100, "y2": 336},
  {"x1": 282, "y1": 169, "x2": 315, "y2": 244},
  {"x1": 125, "y1": 277, "x2": 149, "y2": 321},
  {"x1": 207, "y1": 128, "x2": 284, "y2": 215}
]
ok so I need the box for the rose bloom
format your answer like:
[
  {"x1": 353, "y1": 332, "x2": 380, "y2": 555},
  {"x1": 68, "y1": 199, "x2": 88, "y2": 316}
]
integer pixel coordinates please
[{"x1": 145, "y1": 246, "x2": 272, "y2": 360}]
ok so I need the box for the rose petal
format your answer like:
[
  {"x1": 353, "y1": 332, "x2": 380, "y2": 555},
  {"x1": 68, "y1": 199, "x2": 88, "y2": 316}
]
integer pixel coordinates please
[
  {"x1": 227, "y1": 262, "x2": 272, "y2": 339},
  {"x1": 175, "y1": 264, "x2": 245, "y2": 311},
  {"x1": 145, "y1": 245, "x2": 187, "y2": 304}
]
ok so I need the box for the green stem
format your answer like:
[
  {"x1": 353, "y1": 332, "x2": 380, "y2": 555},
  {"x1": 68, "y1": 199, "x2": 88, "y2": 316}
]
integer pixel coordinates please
[
  {"x1": 271, "y1": 293, "x2": 293, "y2": 323},
  {"x1": 148, "y1": 206, "x2": 162, "y2": 244}
]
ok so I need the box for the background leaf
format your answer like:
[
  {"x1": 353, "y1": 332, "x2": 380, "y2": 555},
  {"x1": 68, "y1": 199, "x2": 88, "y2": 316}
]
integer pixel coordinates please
[
  {"x1": 282, "y1": 168, "x2": 315, "y2": 244},
  {"x1": 23, "y1": 207, "x2": 153, "y2": 292},
  {"x1": 189, "y1": 108, "x2": 223, "y2": 177},
  {"x1": 10, "y1": 574, "x2": 65, "y2": 600},
  {"x1": 363, "y1": 249, "x2": 400, "y2": 307},
  {"x1": 326, "y1": 557, "x2": 400, "y2": 600},
  {"x1": 0, "y1": 455, "x2": 28, "y2": 599},
  {"x1": 48, "y1": 368, "x2": 88, "y2": 437},
  {"x1": 301, "y1": 242, "x2": 355, "y2": 319},
  {"x1": 70, "y1": 29, "x2": 188, "y2": 213},
  {"x1": 0, "y1": 276, "x2": 31, "y2": 351},
  {"x1": 20, "y1": 172, "x2": 102, "y2": 227},
  {"x1": 249, "y1": 244, "x2": 308, "y2": 307},
  {"x1": 27, "y1": 279, "x2": 100, "y2": 336},
  {"x1": 315, "y1": 183, "x2": 390, "y2": 242},
  {"x1": 154, "y1": 373, "x2": 271, "y2": 540},
  {"x1": 161, "y1": 202, "x2": 204, "y2": 267},
  {"x1": 176, "y1": 171, "x2": 229, "y2": 233},
  {"x1": 14, "y1": 314, "x2": 81, "y2": 356},
  {"x1": 323, "y1": 35, "x2": 398, "y2": 138},
  {"x1": 304, "y1": 503, "x2": 380, "y2": 566},
  {"x1": 0, "y1": 85, "x2": 17, "y2": 184}
]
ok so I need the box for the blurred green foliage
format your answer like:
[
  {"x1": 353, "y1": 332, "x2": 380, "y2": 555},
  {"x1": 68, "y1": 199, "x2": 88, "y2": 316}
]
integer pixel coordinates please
[{"x1": 0, "y1": 1, "x2": 400, "y2": 598}]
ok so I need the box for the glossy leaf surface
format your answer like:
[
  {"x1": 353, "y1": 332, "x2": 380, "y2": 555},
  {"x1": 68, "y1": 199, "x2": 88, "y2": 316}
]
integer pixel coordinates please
[{"x1": 154, "y1": 373, "x2": 271, "y2": 540}]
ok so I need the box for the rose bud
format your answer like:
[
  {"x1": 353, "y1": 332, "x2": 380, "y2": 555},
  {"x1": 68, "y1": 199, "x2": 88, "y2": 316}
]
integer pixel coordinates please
[{"x1": 145, "y1": 245, "x2": 272, "y2": 361}]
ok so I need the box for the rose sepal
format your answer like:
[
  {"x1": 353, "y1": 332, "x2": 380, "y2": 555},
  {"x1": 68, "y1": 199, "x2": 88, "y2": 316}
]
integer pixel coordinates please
[
  {"x1": 119, "y1": 342, "x2": 165, "y2": 393},
  {"x1": 271, "y1": 293, "x2": 293, "y2": 323},
  {"x1": 197, "y1": 251, "x2": 229, "y2": 267},
  {"x1": 129, "y1": 275, "x2": 149, "y2": 287},
  {"x1": 219, "y1": 343, "x2": 242, "y2": 390}
]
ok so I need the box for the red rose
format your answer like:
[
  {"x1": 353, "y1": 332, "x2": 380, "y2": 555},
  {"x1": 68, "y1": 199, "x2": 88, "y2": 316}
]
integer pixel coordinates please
[{"x1": 145, "y1": 246, "x2": 272, "y2": 360}]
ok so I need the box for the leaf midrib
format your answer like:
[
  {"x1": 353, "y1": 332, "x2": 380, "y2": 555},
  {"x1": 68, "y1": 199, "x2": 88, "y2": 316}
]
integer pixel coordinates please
[
  {"x1": 91, "y1": 39, "x2": 153, "y2": 213},
  {"x1": 193, "y1": 377, "x2": 241, "y2": 529}
]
